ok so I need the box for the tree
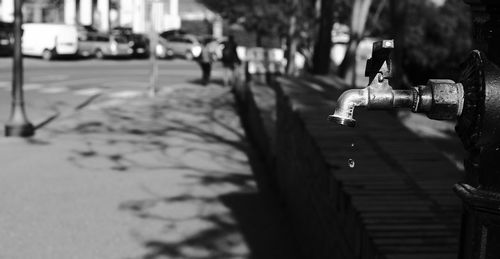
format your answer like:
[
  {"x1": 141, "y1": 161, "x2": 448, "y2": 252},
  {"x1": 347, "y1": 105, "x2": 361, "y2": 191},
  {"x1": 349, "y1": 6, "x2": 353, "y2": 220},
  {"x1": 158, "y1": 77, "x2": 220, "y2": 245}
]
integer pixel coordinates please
[
  {"x1": 389, "y1": 0, "x2": 407, "y2": 89},
  {"x1": 285, "y1": 0, "x2": 299, "y2": 74},
  {"x1": 366, "y1": 0, "x2": 471, "y2": 87},
  {"x1": 397, "y1": 0, "x2": 471, "y2": 85},
  {"x1": 196, "y1": 0, "x2": 285, "y2": 47},
  {"x1": 311, "y1": 0, "x2": 333, "y2": 74}
]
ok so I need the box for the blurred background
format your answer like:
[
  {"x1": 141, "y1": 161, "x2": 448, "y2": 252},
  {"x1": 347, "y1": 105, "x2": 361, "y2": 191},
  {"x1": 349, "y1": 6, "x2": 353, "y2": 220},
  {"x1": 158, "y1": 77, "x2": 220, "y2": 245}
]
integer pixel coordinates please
[
  {"x1": 0, "y1": 0, "x2": 471, "y2": 87},
  {"x1": 0, "y1": 0, "x2": 469, "y2": 174},
  {"x1": 0, "y1": 1, "x2": 475, "y2": 258}
]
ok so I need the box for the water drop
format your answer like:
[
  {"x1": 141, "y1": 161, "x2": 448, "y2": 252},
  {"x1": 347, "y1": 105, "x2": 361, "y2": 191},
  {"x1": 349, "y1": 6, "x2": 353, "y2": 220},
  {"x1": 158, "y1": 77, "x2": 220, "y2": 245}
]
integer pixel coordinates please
[
  {"x1": 351, "y1": 143, "x2": 355, "y2": 148},
  {"x1": 348, "y1": 158, "x2": 355, "y2": 168}
]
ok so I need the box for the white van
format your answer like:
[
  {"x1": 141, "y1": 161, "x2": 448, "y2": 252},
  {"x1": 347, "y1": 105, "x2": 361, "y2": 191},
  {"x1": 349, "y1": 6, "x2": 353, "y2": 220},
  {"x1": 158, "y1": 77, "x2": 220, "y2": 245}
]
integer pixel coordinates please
[{"x1": 22, "y1": 23, "x2": 78, "y2": 60}]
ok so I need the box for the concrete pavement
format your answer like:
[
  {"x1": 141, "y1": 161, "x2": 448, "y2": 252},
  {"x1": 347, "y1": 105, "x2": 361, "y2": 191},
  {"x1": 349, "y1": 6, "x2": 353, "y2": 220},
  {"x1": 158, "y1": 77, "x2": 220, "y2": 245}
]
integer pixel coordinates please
[{"x1": 0, "y1": 59, "x2": 299, "y2": 259}]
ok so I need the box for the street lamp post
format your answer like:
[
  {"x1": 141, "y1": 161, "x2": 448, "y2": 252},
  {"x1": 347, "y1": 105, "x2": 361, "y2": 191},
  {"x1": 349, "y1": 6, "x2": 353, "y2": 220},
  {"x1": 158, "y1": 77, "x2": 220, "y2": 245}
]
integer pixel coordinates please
[{"x1": 5, "y1": 0, "x2": 34, "y2": 137}]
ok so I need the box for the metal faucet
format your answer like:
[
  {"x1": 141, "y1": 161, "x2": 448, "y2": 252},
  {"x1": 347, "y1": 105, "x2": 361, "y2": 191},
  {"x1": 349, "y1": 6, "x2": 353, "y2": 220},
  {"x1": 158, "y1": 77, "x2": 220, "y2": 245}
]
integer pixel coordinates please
[{"x1": 329, "y1": 40, "x2": 464, "y2": 127}]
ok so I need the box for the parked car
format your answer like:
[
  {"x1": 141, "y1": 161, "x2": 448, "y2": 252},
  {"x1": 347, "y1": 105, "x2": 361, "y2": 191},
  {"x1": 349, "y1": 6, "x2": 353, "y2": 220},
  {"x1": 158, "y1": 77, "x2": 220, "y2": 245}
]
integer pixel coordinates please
[
  {"x1": 159, "y1": 29, "x2": 187, "y2": 40},
  {"x1": 162, "y1": 34, "x2": 202, "y2": 60},
  {"x1": 22, "y1": 23, "x2": 79, "y2": 60},
  {"x1": 0, "y1": 22, "x2": 13, "y2": 56},
  {"x1": 79, "y1": 25, "x2": 99, "y2": 33},
  {"x1": 155, "y1": 37, "x2": 169, "y2": 59},
  {"x1": 78, "y1": 33, "x2": 133, "y2": 59},
  {"x1": 128, "y1": 33, "x2": 149, "y2": 58},
  {"x1": 111, "y1": 27, "x2": 150, "y2": 58}
]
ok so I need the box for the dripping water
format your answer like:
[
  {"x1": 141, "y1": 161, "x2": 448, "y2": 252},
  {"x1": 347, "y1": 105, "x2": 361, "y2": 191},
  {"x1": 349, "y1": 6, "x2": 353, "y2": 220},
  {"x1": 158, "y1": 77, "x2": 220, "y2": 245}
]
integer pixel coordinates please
[
  {"x1": 347, "y1": 143, "x2": 355, "y2": 168},
  {"x1": 347, "y1": 158, "x2": 355, "y2": 168}
]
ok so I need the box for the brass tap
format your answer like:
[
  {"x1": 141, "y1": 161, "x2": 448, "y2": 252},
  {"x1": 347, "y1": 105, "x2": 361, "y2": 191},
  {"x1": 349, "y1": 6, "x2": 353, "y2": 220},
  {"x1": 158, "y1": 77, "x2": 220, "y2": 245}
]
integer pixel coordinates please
[
  {"x1": 329, "y1": 40, "x2": 464, "y2": 127},
  {"x1": 329, "y1": 73, "x2": 415, "y2": 127}
]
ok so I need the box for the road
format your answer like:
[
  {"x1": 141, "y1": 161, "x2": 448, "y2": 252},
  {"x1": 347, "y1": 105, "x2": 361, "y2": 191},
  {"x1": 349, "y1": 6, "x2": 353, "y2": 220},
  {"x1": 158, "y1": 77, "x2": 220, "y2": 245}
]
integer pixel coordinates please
[
  {"x1": 0, "y1": 57, "x2": 299, "y2": 259},
  {"x1": 0, "y1": 57, "x2": 221, "y2": 128}
]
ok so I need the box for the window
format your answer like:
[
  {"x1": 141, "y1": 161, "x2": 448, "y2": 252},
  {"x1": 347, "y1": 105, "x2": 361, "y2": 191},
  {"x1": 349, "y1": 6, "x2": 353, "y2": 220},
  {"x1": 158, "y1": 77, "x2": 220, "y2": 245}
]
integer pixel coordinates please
[
  {"x1": 78, "y1": 33, "x2": 88, "y2": 41},
  {"x1": 97, "y1": 35, "x2": 109, "y2": 42},
  {"x1": 113, "y1": 36, "x2": 127, "y2": 43},
  {"x1": 169, "y1": 37, "x2": 182, "y2": 43}
]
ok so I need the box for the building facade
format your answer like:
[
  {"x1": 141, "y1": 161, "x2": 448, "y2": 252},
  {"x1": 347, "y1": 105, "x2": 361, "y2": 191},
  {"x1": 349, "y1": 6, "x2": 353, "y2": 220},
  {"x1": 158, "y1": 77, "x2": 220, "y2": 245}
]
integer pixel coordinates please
[
  {"x1": 0, "y1": 0, "x2": 221, "y2": 36},
  {"x1": 0, "y1": 0, "x2": 181, "y2": 33},
  {"x1": 117, "y1": 0, "x2": 181, "y2": 33}
]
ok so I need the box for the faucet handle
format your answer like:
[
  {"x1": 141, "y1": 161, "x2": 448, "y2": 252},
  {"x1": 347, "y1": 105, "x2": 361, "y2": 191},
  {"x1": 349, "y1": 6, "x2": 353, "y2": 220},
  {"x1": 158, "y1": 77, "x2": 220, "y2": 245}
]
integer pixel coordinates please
[{"x1": 365, "y1": 39, "x2": 394, "y2": 83}]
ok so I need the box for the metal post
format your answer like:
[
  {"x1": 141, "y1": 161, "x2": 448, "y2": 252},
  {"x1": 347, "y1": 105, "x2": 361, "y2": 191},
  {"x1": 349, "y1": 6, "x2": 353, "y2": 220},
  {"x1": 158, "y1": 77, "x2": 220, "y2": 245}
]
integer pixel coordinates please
[
  {"x1": 148, "y1": 29, "x2": 159, "y2": 97},
  {"x1": 148, "y1": 0, "x2": 162, "y2": 97},
  {"x1": 5, "y1": 0, "x2": 34, "y2": 137}
]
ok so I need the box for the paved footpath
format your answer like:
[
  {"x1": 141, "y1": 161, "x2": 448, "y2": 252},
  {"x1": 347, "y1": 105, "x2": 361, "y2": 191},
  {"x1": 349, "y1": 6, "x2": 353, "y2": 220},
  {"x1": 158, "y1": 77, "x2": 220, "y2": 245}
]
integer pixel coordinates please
[{"x1": 0, "y1": 81, "x2": 298, "y2": 259}]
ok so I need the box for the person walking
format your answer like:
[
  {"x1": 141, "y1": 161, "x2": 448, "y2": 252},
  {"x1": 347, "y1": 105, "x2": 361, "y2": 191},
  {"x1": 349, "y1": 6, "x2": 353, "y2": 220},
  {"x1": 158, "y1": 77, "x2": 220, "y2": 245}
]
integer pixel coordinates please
[
  {"x1": 221, "y1": 35, "x2": 241, "y2": 86},
  {"x1": 198, "y1": 39, "x2": 216, "y2": 85}
]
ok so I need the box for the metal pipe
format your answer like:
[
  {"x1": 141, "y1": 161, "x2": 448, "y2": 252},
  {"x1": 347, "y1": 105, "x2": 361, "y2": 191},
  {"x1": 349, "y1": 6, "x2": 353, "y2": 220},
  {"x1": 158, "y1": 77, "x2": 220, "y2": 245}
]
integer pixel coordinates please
[
  {"x1": 328, "y1": 81, "x2": 416, "y2": 127},
  {"x1": 329, "y1": 77, "x2": 463, "y2": 127}
]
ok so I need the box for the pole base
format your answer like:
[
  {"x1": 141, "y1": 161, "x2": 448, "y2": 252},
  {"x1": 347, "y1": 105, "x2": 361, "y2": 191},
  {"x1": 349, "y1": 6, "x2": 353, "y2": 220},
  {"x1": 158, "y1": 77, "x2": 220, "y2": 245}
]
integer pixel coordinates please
[{"x1": 5, "y1": 122, "x2": 35, "y2": 137}]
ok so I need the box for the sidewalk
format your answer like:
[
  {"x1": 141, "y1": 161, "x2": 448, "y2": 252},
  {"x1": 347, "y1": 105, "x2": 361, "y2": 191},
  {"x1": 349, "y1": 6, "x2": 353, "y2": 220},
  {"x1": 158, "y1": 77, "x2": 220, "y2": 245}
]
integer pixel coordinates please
[{"x1": 0, "y1": 82, "x2": 299, "y2": 259}]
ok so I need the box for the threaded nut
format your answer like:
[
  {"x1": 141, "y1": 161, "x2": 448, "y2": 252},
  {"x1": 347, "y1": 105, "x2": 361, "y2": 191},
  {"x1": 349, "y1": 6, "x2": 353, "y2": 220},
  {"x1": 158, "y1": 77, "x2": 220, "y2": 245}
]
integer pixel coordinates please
[{"x1": 426, "y1": 79, "x2": 464, "y2": 120}]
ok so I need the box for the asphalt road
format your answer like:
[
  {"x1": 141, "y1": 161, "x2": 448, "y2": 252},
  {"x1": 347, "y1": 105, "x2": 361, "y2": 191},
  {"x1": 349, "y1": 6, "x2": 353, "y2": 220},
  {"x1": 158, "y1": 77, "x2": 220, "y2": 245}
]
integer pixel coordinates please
[{"x1": 0, "y1": 57, "x2": 221, "y2": 130}]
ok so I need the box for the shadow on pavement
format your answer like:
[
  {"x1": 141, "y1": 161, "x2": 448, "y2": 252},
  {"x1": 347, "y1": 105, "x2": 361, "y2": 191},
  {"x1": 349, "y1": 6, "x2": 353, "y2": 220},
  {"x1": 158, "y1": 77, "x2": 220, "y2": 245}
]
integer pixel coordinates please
[
  {"x1": 187, "y1": 78, "x2": 229, "y2": 87},
  {"x1": 44, "y1": 83, "x2": 299, "y2": 259},
  {"x1": 135, "y1": 191, "x2": 298, "y2": 259}
]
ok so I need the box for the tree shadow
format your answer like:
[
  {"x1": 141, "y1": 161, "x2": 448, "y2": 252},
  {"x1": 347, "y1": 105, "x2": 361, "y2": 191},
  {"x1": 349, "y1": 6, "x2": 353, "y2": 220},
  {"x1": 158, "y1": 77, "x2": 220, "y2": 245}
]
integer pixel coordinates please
[
  {"x1": 44, "y1": 84, "x2": 300, "y2": 259},
  {"x1": 48, "y1": 86, "x2": 248, "y2": 172},
  {"x1": 128, "y1": 191, "x2": 299, "y2": 259}
]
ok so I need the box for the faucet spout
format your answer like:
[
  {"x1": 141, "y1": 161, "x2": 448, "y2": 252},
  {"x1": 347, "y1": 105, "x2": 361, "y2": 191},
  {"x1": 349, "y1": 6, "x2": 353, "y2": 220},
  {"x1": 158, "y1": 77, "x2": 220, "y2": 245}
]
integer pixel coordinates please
[
  {"x1": 328, "y1": 78, "x2": 463, "y2": 127},
  {"x1": 328, "y1": 88, "x2": 368, "y2": 127},
  {"x1": 328, "y1": 79, "x2": 416, "y2": 127},
  {"x1": 328, "y1": 40, "x2": 464, "y2": 128}
]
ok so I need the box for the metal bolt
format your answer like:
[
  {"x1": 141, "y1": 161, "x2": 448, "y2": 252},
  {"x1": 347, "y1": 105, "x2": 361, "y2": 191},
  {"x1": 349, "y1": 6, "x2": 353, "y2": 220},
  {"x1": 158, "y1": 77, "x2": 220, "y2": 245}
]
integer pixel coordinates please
[{"x1": 377, "y1": 73, "x2": 384, "y2": 83}]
